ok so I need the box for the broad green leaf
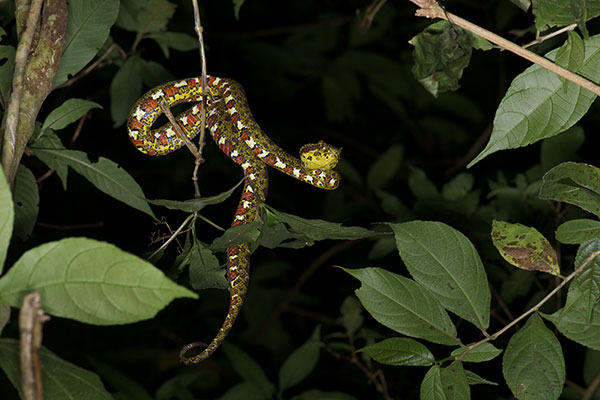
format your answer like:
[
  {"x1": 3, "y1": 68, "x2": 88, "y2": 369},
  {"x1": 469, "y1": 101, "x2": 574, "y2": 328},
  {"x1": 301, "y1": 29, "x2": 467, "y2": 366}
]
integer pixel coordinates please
[
  {"x1": 543, "y1": 238, "x2": 600, "y2": 349},
  {"x1": 222, "y1": 342, "x2": 276, "y2": 398},
  {"x1": 88, "y1": 358, "x2": 153, "y2": 400},
  {"x1": 278, "y1": 326, "x2": 322, "y2": 392},
  {"x1": 0, "y1": 304, "x2": 9, "y2": 336},
  {"x1": 366, "y1": 144, "x2": 403, "y2": 190},
  {"x1": 358, "y1": 337, "x2": 434, "y2": 366},
  {"x1": 219, "y1": 381, "x2": 268, "y2": 400},
  {"x1": 535, "y1": 0, "x2": 600, "y2": 30},
  {"x1": 0, "y1": 165, "x2": 14, "y2": 273},
  {"x1": 539, "y1": 162, "x2": 600, "y2": 218},
  {"x1": 342, "y1": 267, "x2": 458, "y2": 345},
  {"x1": 147, "y1": 32, "x2": 198, "y2": 58},
  {"x1": 502, "y1": 314, "x2": 565, "y2": 400},
  {"x1": 556, "y1": 219, "x2": 600, "y2": 244},
  {"x1": 491, "y1": 220, "x2": 560, "y2": 276},
  {"x1": 540, "y1": 125, "x2": 585, "y2": 171},
  {"x1": 41, "y1": 99, "x2": 102, "y2": 134},
  {"x1": 290, "y1": 390, "x2": 357, "y2": 400},
  {"x1": 0, "y1": 338, "x2": 112, "y2": 399},
  {"x1": 13, "y1": 165, "x2": 39, "y2": 241},
  {"x1": 0, "y1": 44, "x2": 15, "y2": 104},
  {"x1": 441, "y1": 172, "x2": 474, "y2": 201},
  {"x1": 233, "y1": 0, "x2": 246, "y2": 20},
  {"x1": 28, "y1": 146, "x2": 155, "y2": 219},
  {"x1": 408, "y1": 167, "x2": 439, "y2": 199},
  {"x1": 450, "y1": 343, "x2": 502, "y2": 363},
  {"x1": 189, "y1": 245, "x2": 227, "y2": 290},
  {"x1": 555, "y1": 31, "x2": 585, "y2": 72},
  {"x1": 411, "y1": 21, "x2": 473, "y2": 97},
  {"x1": 29, "y1": 131, "x2": 70, "y2": 189},
  {"x1": 266, "y1": 207, "x2": 378, "y2": 241},
  {"x1": 510, "y1": 0, "x2": 530, "y2": 11},
  {"x1": 390, "y1": 221, "x2": 490, "y2": 330},
  {"x1": 53, "y1": 0, "x2": 120, "y2": 87},
  {"x1": 137, "y1": 0, "x2": 176, "y2": 33},
  {"x1": 211, "y1": 221, "x2": 262, "y2": 249},
  {"x1": 0, "y1": 238, "x2": 197, "y2": 324},
  {"x1": 421, "y1": 366, "x2": 446, "y2": 400},
  {"x1": 468, "y1": 35, "x2": 600, "y2": 167},
  {"x1": 149, "y1": 178, "x2": 243, "y2": 212},
  {"x1": 464, "y1": 370, "x2": 498, "y2": 386},
  {"x1": 339, "y1": 296, "x2": 363, "y2": 337},
  {"x1": 110, "y1": 55, "x2": 144, "y2": 126},
  {"x1": 140, "y1": 59, "x2": 175, "y2": 88},
  {"x1": 440, "y1": 361, "x2": 470, "y2": 400}
]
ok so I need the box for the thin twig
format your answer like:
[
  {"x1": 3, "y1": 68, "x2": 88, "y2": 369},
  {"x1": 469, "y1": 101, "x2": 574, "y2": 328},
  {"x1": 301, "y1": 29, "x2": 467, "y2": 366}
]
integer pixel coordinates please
[
  {"x1": 1, "y1": 0, "x2": 44, "y2": 183},
  {"x1": 522, "y1": 24, "x2": 577, "y2": 49},
  {"x1": 147, "y1": 213, "x2": 195, "y2": 260},
  {"x1": 410, "y1": 0, "x2": 600, "y2": 96},
  {"x1": 455, "y1": 250, "x2": 600, "y2": 361},
  {"x1": 359, "y1": 0, "x2": 388, "y2": 33},
  {"x1": 157, "y1": 98, "x2": 201, "y2": 159},
  {"x1": 19, "y1": 292, "x2": 50, "y2": 400},
  {"x1": 582, "y1": 371, "x2": 600, "y2": 400}
]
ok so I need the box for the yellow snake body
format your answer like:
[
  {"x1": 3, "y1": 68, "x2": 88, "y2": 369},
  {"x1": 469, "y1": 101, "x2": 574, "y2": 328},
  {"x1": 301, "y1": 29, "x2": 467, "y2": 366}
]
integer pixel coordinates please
[{"x1": 127, "y1": 76, "x2": 340, "y2": 363}]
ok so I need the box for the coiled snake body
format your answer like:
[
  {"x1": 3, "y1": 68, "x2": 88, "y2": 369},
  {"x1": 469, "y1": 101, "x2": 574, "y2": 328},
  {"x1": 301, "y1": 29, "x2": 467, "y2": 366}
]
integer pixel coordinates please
[{"x1": 127, "y1": 76, "x2": 341, "y2": 363}]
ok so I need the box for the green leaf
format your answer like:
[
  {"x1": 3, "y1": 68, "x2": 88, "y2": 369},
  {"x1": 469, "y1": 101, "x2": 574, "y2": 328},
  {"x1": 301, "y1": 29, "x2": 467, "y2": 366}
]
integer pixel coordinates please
[
  {"x1": 0, "y1": 238, "x2": 197, "y2": 325},
  {"x1": 411, "y1": 21, "x2": 474, "y2": 97},
  {"x1": 233, "y1": 0, "x2": 246, "y2": 20},
  {"x1": 408, "y1": 167, "x2": 439, "y2": 199},
  {"x1": 390, "y1": 221, "x2": 491, "y2": 330},
  {"x1": 502, "y1": 314, "x2": 565, "y2": 400},
  {"x1": 556, "y1": 31, "x2": 585, "y2": 72},
  {"x1": 366, "y1": 144, "x2": 403, "y2": 190},
  {"x1": 421, "y1": 366, "x2": 446, "y2": 400},
  {"x1": 137, "y1": 0, "x2": 176, "y2": 33},
  {"x1": 110, "y1": 55, "x2": 144, "y2": 126},
  {"x1": 535, "y1": 0, "x2": 600, "y2": 30},
  {"x1": 556, "y1": 219, "x2": 600, "y2": 244},
  {"x1": 53, "y1": 0, "x2": 120, "y2": 87},
  {"x1": 491, "y1": 220, "x2": 560, "y2": 276},
  {"x1": 88, "y1": 358, "x2": 153, "y2": 400},
  {"x1": 13, "y1": 165, "x2": 39, "y2": 241},
  {"x1": 140, "y1": 59, "x2": 175, "y2": 88},
  {"x1": 440, "y1": 361, "x2": 470, "y2": 400},
  {"x1": 540, "y1": 125, "x2": 585, "y2": 171},
  {"x1": 510, "y1": 0, "x2": 530, "y2": 12},
  {"x1": 149, "y1": 179, "x2": 243, "y2": 212},
  {"x1": 267, "y1": 207, "x2": 377, "y2": 242},
  {"x1": 219, "y1": 381, "x2": 268, "y2": 400},
  {"x1": 464, "y1": 370, "x2": 498, "y2": 386},
  {"x1": 0, "y1": 304, "x2": 9, "y2": 336},
  {"x1": 28, "y1": 146, "x2": 156, "y2": 219},
  {"x1": 543, "y1": 238, "x2": 600, "y2": 349},
  {"x1": 358, "y1": 337, "x2": 434, "y2": 366},
  {"x1": 290, "y1": 390, "x2": 357, "y2": 400},
  {"x1": 147, "y1": 32, "x2": 198, "y2": 58},
  {"x1": 338, "y1": 296, "x2": 363, "y2": 337},
  {"x1": 342, "y1": 267, "x2": 458, "y2": 345},
  {"x1": 539, "y1": 162, "x2": 600, "y2": 218},
  {"x1": 41, "y1": 99, "x2": 102, "y2": 134},
  {"x1": 222, "y1": 342, "x2": 276, "y2": 398},
  {"x1": 468, "y1": 34, "x2": 600, "y2": 167},
  {"x1": 0, "y1": 165, "x2": 14, "y2": 273},
  {"x1": 450, "y1": 343, "x2": 502, "y2": 363},
  {"x1": 0, "y1": 338, "x2": 112, "y2": 399},
  {"x1": 29, "y1": 131, "x2": 70, "y2": 189},
  {"x1": 278, "y1": 326, "x2": 322, "y2": 392},
  {"x1": 189, "y1": 245, "x2": 227, "y2": 290},
  {"x1": 211, "y1": 221, "x2": 262, "y2": 249},
  {"x1": 441, "y1": 172, "x2": 474, "y2": 201}
]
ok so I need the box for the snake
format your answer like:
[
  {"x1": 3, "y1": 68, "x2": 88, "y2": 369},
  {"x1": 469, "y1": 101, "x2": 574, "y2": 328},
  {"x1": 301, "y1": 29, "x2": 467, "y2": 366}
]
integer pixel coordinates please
[{"x1": 127, "y1": 76, "x2": 341, "y2": 363}]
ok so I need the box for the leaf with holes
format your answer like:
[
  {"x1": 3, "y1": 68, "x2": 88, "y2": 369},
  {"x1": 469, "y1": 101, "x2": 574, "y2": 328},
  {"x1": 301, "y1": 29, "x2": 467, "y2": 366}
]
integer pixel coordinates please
[
  {"x1": 0, "y1": 238, "x2": 197, "y2": 325},
  {"x1": 539, "y1": 162, "x2": 600, "y2": 218},
  {"x1": 491, "y1": 220, "x2": 559, "y2": 276},
  {"x1": 503, "y1": 314, "x2": 565, "y2": 400}
]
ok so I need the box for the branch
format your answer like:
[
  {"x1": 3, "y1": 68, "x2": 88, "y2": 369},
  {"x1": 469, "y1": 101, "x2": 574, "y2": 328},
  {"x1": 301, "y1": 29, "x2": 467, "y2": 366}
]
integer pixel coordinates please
[{"x1": 410, "y1": 0, "x2": 600, "y2": 97}]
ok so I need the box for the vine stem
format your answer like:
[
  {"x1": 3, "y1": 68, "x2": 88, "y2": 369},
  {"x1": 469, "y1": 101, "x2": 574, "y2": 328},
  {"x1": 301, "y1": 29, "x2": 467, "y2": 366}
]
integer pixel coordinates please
[
  {"x1": 456, "y1": 250, "x2": 600, "y2": 361},
  {"x1": 147, "y1": 214, "x2": 195, "y2": 260},
  {"x1": 409, "y1": 0, "x2": 600, "y2": 97}
]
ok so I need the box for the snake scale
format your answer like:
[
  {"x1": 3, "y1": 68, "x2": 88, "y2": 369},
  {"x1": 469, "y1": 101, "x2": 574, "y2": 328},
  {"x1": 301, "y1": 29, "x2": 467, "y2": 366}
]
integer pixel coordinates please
[{"x1": 127, "y1": 76, "x2": 341, "y2": 363}]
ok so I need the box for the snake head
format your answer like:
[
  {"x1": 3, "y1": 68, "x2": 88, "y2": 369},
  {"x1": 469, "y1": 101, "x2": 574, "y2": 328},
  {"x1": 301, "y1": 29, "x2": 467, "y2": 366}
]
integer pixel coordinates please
[{"x1": 299, "y1": 141, "x2": 342, "y2": 170}]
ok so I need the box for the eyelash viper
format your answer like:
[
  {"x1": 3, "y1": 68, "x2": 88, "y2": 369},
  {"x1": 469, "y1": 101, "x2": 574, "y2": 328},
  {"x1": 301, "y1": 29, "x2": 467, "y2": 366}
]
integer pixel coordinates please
[{"x1": 127, "y1": 76, "x2": 341, "y2": 363}]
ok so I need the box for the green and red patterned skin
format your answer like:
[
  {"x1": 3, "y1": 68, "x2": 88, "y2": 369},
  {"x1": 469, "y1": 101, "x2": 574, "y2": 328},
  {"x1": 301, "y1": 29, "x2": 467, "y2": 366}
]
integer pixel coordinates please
[{"x1": 127, "y1": 76, "x2": 341, "y2": 363}]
